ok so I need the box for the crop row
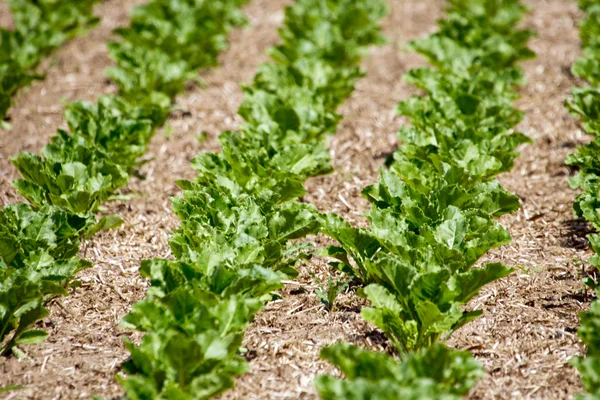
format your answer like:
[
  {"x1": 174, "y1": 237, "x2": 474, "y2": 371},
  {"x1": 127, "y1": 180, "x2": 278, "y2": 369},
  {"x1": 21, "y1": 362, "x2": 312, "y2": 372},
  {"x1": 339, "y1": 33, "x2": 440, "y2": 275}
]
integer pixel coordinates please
[
  {"x1": 566, "y1": 0, "x2": 600, "y2": 398},
  {"x1": 0, "y1": 0, "x2": 102, "y2": 129},
  {"x1": 117, "y1": 0, "x2": 389, "y2": 397},
  {"x1": 0, "y1": 0, "x2": 249, "y2": 359},
  {"x1": 312, "y1": 0, "x2": 536, "y2": 398}
]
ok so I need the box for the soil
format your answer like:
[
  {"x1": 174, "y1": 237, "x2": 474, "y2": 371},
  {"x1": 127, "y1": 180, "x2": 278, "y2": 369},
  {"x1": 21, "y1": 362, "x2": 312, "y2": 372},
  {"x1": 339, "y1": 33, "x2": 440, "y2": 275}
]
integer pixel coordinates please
[
  {"x1": 0, "y1": 0, "x2": 593, "y2": 399},
  {"x1": 0, "y1": 3, "x2": 13, "y2": 30}
]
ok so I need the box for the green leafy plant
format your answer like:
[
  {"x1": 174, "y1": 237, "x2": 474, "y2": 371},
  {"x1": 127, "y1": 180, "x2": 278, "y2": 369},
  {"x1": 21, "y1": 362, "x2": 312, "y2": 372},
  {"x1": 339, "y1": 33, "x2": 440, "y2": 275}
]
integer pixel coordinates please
[
  {"x1": 315, "y1": 343, "x2": 484, "y2": 400},
  {"x1": 1, "y1": 0, "x2": 254, "y2": 359},
  {"x1": 565, "y1": 1, "x2": 600, "y2": 397},
  {"x1": 118, "y1": 259, "x2": 281, "y2": 398},
  {"x1": 11, "y1": 131, "x2": 129, "y2": 216},
  {"x1": 0, "y1": 204, "x2": 92, "y2": 357},
  {"x1": 119, "y1": 0, "x2": 389, "y2": 398},
  {"x1": 573, "y1": 294, "x2": 600, "y2": 399},
  {"x1": 314, "y1": 0, "x2": 534, "y2": 395},
  {"x1": 310, "y1": 270, "x2": 350, "y2": 311},
  {"x1": 106, "y1": 0, "x2": 249, "y2": 109},
  {"x1": 0, "y1": 0, "x2": 101, "y2": 127}
]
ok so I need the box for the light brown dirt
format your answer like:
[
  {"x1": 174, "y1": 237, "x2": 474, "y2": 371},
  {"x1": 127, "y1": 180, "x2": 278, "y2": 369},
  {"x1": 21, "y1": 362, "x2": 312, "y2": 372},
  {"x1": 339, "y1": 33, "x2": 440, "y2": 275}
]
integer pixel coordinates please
[
  {"x1": 0, "y1": 0, "x2": 593, "y2": 399},
  {"x1": 0, "y1": 2, "x2": 13, "y2": 30}
]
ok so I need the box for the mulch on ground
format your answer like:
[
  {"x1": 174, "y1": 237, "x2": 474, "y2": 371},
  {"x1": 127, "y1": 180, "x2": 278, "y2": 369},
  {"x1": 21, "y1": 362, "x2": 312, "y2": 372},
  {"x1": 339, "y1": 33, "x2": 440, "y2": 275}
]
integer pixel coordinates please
[{"x1": 0, "y1": 0, "x2": 592, "y2": 399}]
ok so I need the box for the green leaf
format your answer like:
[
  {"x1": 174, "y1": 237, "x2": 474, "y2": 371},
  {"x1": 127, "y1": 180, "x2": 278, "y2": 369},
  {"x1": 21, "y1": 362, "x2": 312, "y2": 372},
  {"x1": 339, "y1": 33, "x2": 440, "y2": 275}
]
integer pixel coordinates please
[
  {"x1": 14, "y1": 329, "x2": 48, "y2": 345},
  {"x1": 84, "y1": 214, "x2": 123, "y2": 239},
  {"x1": 316, "y1": 343, "x2": 483, "y2": 400},
  {"x1": 0, "y1": 385, "x2": 24, "y2": 393},
  {"x1": 165, "y1": 337, "x2": 205, "y2": 387}
]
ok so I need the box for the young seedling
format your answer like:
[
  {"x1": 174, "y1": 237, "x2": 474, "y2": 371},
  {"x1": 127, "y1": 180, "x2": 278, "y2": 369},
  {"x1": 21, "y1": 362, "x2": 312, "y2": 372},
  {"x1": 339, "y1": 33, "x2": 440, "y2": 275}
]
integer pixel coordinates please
[{"x1": 310, "y1": 270, "x2": 350, "y2": 311}]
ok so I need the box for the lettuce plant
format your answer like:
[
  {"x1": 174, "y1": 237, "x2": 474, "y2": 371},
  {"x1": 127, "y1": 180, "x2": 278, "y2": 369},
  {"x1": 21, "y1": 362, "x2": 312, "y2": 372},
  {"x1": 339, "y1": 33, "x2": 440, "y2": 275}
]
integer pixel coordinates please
[
  {"x1": 0, "y1": 0, "x2": 101, "y2": 127},
  {"x1": 1, "y1": 0, "x2": 252, "y2": 358},
  {"x1": 566, "y1": 1, "x2": 600, "y2": 397},
  {"x1": 315, "y1": 0, "x2": 534, "y2": 396},
  {"x1": 119, "y1": 1, "x2": 389, "y2": 398}
]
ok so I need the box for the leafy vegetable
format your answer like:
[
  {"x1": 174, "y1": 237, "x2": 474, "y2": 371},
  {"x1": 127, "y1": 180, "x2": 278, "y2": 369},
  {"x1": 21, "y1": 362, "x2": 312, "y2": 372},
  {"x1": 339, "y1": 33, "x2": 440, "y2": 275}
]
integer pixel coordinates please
[
  {"x1": 63, "y1": 96, "x2": 161, "y2": 171},
  {"x1": 0, "y1": 204, "x2": 92, "y2": 356},
  {"x1": 310, "y1": 269, "x2": 350, "y2": 311},
  {"x1": 11, "y1": 131, "x2": 129, "y2": 216},
  {"x1": 119, "y1": 0, "x2": 388, "y2": 397},
  {"x1": 565, "y1": 1, "x2": 600, "y2": 397},
  {"x1": 315, "y1": 343, "x2": 484, "y2": 400},
  {"x1": 315, "y1": 0, "x2": 533, "y2": 394},
  {"x1": 106, "y1": 0, "x2": 249, "y2": 109},
  {"x1": 0, "y1": 203, "x2": 91, "y2": 265},
  {"x1": 2, "y1": 0, "x2": 252, "y2": 358},
  {"x1": 0, "y1": 0, "x2": 101, "y2": 127},
  {"x1": 0, "y1": 259, "x2": 92, "y2": 358},
  {"x1": 118, "y1": 259, "x2": 281, "y2": 398},
  {"x1": 574, "y1": 294, "x2": 600, "y2": 399}
]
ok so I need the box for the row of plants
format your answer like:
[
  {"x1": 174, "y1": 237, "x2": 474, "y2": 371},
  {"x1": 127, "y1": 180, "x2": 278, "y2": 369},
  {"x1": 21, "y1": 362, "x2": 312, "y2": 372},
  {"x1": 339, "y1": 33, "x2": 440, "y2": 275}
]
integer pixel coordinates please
[
  {"x1": 0, "y1": 0, "x2": 250, "y2": 359},
  {"x1": 116, "y1": 0, "x2": 390, "y2": 397},
  {"x1": 0, "y1": 0, "x2": 102, "y2": 129},
  {"x1": 312, "y1": 0, "x2": 536, "y2": 397},
  {"x1": 565, "y1": 0, "x2": 600, "y2": 398}
]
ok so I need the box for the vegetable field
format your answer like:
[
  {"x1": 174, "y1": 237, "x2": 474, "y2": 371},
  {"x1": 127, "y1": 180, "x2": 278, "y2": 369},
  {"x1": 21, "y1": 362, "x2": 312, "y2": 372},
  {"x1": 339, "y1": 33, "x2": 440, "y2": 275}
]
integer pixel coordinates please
[{"x1": 0, "y1": 0, "x2": 596, "y2": 398}]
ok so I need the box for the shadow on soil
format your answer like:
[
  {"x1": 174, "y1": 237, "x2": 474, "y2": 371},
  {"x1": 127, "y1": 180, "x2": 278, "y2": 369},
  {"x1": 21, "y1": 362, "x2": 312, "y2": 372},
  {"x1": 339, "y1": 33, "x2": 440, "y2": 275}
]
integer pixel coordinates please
[{"x1": 561, "y1": 218, "x2": 594, "y2": 249}]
